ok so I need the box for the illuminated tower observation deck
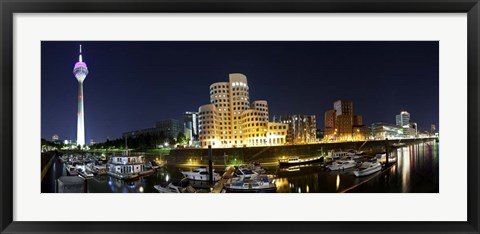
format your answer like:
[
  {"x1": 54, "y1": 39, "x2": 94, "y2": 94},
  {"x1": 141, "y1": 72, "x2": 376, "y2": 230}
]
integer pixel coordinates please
[{"x1": 73, "y1": 45, "x2": 88, "y2": 147}]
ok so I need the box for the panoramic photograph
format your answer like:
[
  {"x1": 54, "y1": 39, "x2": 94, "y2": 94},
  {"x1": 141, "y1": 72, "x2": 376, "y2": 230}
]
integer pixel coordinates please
[{"x1": 41, "y1": 41, "x2": 439, "y2": 193}]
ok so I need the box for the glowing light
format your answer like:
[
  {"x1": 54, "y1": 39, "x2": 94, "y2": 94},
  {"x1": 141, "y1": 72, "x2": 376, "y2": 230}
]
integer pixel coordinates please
[{"x1": 336, "y1": 174, "x2": 340, "y2": 191}]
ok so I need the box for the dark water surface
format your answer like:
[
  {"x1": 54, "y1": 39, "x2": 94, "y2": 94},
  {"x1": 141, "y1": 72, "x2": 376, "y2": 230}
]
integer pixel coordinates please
[{"x1": 41, "y1": 141, "x2": 439, "y2": 193}]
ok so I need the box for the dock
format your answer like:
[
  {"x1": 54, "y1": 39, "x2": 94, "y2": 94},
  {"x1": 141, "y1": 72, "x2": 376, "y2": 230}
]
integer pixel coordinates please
[{"x1": 211, "y1": 166, "x2": 236, "y2": 193}]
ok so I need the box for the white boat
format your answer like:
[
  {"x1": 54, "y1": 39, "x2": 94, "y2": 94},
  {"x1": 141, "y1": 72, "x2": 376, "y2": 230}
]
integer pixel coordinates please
[
  {"x1": 328, "y1": 159, "x2": 357, "y2": 171},
  {"x1": 233, "y1": 167, "x2": 259, "y2": 180},
  {"x1": 225, "y1": 176, "x2": 276, "y2": 193},
  {"x1": 181, "y1": 167, "x2": 221, "y2": 181},
  {"x1": 353, "y1": 161, "x2": 382, "y2": 177},
  {"x1": 78, "y1": 169, "x2": 94, "y2": 178},
  {"x1": 154, "y1": 179, "x2": 196, "y2": 193},
  {"x1": 106, "y1": 154, "x2": 147, "y2": 180},
  {"x1": 65, "y1": 163, "x2": 78, "y2": 176}
]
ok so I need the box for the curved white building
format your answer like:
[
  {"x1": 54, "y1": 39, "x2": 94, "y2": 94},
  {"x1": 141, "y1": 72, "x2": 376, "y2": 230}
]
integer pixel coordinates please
[{"x1": 198, "y1": 73, "x2": 287, "y2": 148}]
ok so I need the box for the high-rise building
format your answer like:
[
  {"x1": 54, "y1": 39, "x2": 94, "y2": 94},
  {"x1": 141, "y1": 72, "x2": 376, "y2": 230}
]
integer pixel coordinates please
[
  {"x1": 274, "y1": 115, "x2": 317, "y2": 144},
  {"x1": 324, "y1": 109, "x2": 336, "y2": 140},
  {"x1": 198, "y1": 73, "x2": 287, "y2": 148},
  {"x1": 396, "y1": 111, "x2": 410, "y2": 127},
  {"x1": 334, "y1": 100, "x2": 353, "y2": 116},
  {"x1": 183, "y1": 111, "x2": 199, "y2": 145},
  {"x1": 334, "y1": 100, "x2": 354, "y2": 141},
  {"x1": 73, "y1": 45, "x2": 88, "y2": 147},
  {"x1": 325, "y1": 100, "x2": 367, "y2": 141}
]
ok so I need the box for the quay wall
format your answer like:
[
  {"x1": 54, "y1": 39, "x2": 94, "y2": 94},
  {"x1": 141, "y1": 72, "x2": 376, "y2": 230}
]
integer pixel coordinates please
[
  {"x1": 41, "y1": 151, "x2": 57, "y2": 181},
  {"x1": 165, "y1": 138, "x2": 437, "y2": 166}
]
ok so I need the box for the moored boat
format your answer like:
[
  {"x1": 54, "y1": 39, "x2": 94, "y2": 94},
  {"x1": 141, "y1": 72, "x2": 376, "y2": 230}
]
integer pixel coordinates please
[
  {"x1": 353, "y1": 161, "x2": 382, "y2": 177},
  {"x1": 154, "y1": 178, "x2": 196, "y2": 193},
  {"x1": 328, "y1": 159, "x2": 357, "y2": 171},
  {"x1": 65, "y1": 163, "x2": 78, "y2": 176},
  {"x1": 278, "y1": 155, "x2": 324, "y2": 166},
  {"x1": 181, "y1": 167, "x2": 221, "y2": 181},
  {"x1": 225, "y1": 176, "x2": 276, "y2": 193},
  {"x1": 106, "y1": 154, "x2": 147, "y2": 180}
]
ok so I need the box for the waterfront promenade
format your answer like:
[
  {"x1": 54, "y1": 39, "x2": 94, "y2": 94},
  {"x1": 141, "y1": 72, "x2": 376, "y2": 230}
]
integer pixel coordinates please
[{"x1": 166, "y1": 137, "x2": 438, "y2": 166}]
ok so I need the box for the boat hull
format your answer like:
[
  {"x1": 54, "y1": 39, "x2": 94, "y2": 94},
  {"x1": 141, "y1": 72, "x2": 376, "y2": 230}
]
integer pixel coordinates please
[
  {"x1": 354, "y1": 164, "x2": 382, "y2": 177},
  {"x1": 225, "y1": 186, "x2": 277, "y2": 193}
]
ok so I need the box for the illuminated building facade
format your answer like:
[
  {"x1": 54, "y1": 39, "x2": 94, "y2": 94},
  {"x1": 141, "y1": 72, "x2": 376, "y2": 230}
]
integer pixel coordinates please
[
  {"x1": 324, "y1": 100, "x2": 368, "y2": 141},
  {"x1": 324, "y1": 109, "x2": 336, "y2": 140},
  {"x1": 73, "y1": 45, "x2": 88, "y2": 147},
  {"x1": 198, "y1": 73, "x2": 287, "y2": 148},
  {"x1": 396, "y1": 111, "x2": 410, "y2": 127},
  {"x1": 273, "y1": 115, "x2": 317, "y2": 144},
  {"x1": 371, "y1": 122, "x2": 404, "y2": 140},
  {"x1": 183, "y1": 111, "x2": 199, "y2": 146}
]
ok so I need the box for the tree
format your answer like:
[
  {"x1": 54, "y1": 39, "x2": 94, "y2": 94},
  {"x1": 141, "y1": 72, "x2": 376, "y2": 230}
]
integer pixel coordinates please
[{"x1": 176, "y1": 132, "x2": 187, "y2": 145}]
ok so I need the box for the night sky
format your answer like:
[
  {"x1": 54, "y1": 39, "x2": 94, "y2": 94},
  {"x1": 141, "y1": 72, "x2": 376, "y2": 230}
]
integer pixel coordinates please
[{"x1": 41, "y1": 41, "x2": 439, "y2": 143}]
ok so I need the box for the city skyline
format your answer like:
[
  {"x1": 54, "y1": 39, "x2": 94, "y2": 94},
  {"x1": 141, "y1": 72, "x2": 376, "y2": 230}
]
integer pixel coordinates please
[{"x1": 41, "y1": 41, "x2": 439, "y2": 142}]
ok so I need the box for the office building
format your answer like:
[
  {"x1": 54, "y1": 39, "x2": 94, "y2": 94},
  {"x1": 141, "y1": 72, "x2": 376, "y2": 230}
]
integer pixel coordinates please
[
  {"x1": 273, "y1": 115, "x2": 317, "y2": 144},
  {"x1": 183, "y1": 111, "x2": 199, "y2": 146}
]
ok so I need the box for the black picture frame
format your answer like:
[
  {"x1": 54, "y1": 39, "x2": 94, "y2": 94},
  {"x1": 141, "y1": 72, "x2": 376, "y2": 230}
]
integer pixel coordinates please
[{"x1": 1, "y1": 0, "x2": 479, "y2": 233}]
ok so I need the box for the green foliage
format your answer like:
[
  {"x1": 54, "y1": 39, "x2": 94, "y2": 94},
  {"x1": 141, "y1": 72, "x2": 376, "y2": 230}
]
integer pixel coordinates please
[{"x1": 176, "y1": 132, "x2": 187, "y2": 145}]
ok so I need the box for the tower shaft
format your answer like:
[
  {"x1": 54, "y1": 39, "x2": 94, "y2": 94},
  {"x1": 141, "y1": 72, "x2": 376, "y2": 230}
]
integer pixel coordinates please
[{"x1": 77, "y1": 81, "x2": 85, "y2": 146}]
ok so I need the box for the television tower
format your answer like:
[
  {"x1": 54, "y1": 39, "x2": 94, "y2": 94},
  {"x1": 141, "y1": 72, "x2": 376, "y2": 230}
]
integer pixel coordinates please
[{"x1": 73, "y1": 45, "x2": 88, "y2": 147}]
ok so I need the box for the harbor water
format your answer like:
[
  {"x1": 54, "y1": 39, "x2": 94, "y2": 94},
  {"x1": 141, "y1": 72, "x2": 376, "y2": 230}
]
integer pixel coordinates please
[{"x1": 41, "y1": 141, "x2": 438, "y2": 193}]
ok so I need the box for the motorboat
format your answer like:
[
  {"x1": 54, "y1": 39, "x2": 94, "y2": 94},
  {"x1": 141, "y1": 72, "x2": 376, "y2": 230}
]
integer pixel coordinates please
[
  {"x1": 65, "y1": 163, "x2": 78, "y2": 176},
  {"x1": 233, "y1": 167, "x2": 259, "y2": 181},
  {"x1": 327, "y1": 159, "x2": 357, "y2": 171},
  {"x1": 225, "y1": 176, "x2": 276, "y2": 193},
  {"x1": 154, "y1": 178, "x2": 196, "y2": 193},
  {"x1": 181, "y1": 167, "x2": 221, "y2": 181},
  {"x1": 238, "y1": 162, "x2": 266, "y2": 174},
  {"x1": 353, "y1": 161, "x2": 382, "y2": 177},
  {"x1": 278, "y1": 155, "x2": 324, "y2": 166},
  {"x1": 78, "y1": 168, "x2": 94, "y2": 178}
]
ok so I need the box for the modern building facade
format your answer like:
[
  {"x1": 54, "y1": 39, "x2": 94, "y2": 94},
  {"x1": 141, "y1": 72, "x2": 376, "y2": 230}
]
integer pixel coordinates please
[
  {"x1": 396, "y1": 111, "x2": 410, "y2": 127},
  {"x1": 371, "y1": 122, "x2": 404, "y2": 140},
  {"x1": 395, "y1": 111, "x2": 417, "y2": 138},
  {"x1": 198, "y1": 73, "x2": 287, "y2": 148},
  {"x1": 73, "y1": 45, "x2": 88, "y2": 147},
  {"x1": 273, "y1": 115, "x2": 317, "y2": 144},
  {"x1": 183, "y1": 111, "x2": 199, "y2": 146}
]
